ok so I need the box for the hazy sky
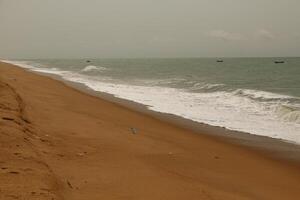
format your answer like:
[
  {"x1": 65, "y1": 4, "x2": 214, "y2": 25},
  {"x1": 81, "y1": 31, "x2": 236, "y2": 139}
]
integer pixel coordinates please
[{"x1": 0, "y1": 0, "x2": 299, "y2": 58}]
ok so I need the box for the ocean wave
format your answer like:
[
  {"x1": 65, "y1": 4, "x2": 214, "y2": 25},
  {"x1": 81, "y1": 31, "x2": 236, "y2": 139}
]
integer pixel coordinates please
[
  {"x1": 275, "y1": 105, "x2": 300, "y2": 123},
  {"x1": 189, "y1": 82, "x2": 226, "y2": 92},
  {"x1": 139, "y1": 78, "x2": 187, "y2": 86},
  {"x1": 231, "y1": 89, "x2": 300, "y2": 123},
  {"x1": 81, "y1": 65, "x2": 108, "y2": 72},
  {"x1": 233, "y1": 89, "x2": 295, "y2": 101}
]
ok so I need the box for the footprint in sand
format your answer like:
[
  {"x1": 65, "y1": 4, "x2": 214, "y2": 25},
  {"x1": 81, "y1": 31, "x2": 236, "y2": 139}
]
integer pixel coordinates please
[{"x1": 8, "y1": 171, "x2": 20, "y2": 174}]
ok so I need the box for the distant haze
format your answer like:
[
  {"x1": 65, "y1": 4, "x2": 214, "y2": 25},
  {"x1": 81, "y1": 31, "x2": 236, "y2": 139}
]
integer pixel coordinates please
[{"x1": 0, "y1": 0, "x2": 299, "y2": 59}]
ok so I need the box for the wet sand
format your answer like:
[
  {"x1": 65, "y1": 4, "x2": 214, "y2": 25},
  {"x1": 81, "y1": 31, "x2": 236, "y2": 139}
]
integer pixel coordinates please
[{"x1": 1, "y1": 61, "x2": 300, "y2": 200}]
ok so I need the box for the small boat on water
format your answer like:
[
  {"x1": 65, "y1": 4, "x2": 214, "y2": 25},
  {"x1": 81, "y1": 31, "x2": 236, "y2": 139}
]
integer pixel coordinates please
[
  {"x1": 217, "y1": 60, "x2": 224, "y2": 63},
  {"x1": 274, "y1": 61, "x2": 285, "y2": 64}
]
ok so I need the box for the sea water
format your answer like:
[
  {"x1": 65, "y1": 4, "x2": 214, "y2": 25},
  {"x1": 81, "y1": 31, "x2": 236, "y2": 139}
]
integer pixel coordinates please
[{"x1": 3, "y1": 58, "x2": 300, "y2": 144}]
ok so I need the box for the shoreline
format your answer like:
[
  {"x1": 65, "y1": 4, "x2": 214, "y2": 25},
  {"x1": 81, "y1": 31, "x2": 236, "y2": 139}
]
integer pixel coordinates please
[
  {"x1": 2, "y1": 60, "x2": 300, "y2": 150},
  {"x1": 1, "y1": 61, "x2": 300, "y2": 199},
  {"x1": 3, "y1": 59, "x2": 300, "y2": 146},
  {"x1": 65, "y1": 79, "x2": 300, "y2": 163},
  {"x1": 9, "y1": 61, "x2": 300, "y2": 163}
]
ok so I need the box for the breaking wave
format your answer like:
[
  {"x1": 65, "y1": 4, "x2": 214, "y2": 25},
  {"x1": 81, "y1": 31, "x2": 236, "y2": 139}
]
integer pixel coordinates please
[{"x1": 81, "y1": 65, "x2": 108, "y2": 72}]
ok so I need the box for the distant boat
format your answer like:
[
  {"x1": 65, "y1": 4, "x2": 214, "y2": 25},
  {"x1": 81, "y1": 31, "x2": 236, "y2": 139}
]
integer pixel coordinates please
[
  {"x1": 274, "y1": 61, "x2": 285, "y2": 64},
  {"x1": 86, "y1": 60, "x2": 91, "y2": 63},
  {"x1": 216, "y1": 60, "x2": 224, "y2": 63}
]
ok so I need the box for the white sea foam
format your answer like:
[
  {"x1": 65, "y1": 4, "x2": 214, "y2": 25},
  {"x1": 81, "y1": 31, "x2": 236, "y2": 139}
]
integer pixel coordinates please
[
  {"x1": 82, "y1": 65, "x2": 107, "y2": 72},
  {"x1": 1, "y1": 60, "x2": 36, "y2": 69},
  {"x1": 3, "y1": 59, "x2": 300, "y2": 144},
  {"x1": 275, "y1": 105, "x2": 300, "y2": 123},
  {"x1": 1, "y1": 60, "x2": 69, "y2": 75},
  {"x1": 234, "y1": 89, "x2": 295, "y2": 100}
]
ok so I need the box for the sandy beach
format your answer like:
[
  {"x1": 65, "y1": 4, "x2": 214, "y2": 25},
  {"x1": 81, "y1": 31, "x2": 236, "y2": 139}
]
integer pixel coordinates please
[{"x1": 1, "y1": 61, "x2": 300, "y2": 200}]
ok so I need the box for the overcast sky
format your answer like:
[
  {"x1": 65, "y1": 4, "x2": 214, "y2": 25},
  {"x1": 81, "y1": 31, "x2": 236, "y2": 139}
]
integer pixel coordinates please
[{"x1": 0, "y1": 0, "x2": 299, "y2": 58}]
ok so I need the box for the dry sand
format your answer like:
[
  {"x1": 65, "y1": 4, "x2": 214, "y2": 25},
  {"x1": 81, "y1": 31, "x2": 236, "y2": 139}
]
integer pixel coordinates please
[{"x1": 1, "y1": 61, "x2": 300, "y2": 200}]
